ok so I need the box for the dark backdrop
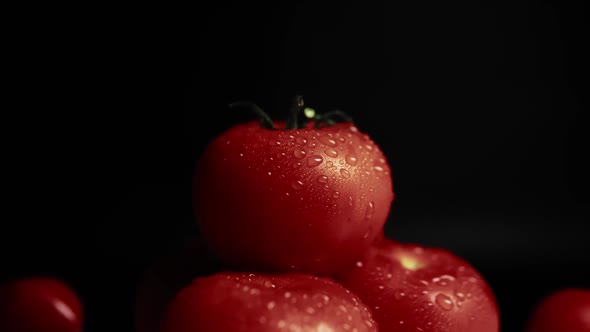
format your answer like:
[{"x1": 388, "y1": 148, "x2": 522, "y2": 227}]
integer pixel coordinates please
[{"x1": 3, "y1": 1, "x2": 588, "y2": 332}]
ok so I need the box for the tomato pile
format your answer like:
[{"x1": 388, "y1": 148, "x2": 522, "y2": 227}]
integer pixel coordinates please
[{"x1": 1, "y1": 97, "x2": 588, "y2": 332}]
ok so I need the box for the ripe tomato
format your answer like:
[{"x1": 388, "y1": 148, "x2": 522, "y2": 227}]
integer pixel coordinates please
[
  {"x1": 335, "y1": 238, "x2": 499, "y2": 332},
  {"x1": 526, "y1": 288, "x2": 590, "y2": 332},
  {"x1": 0, "y1": 277, "x2": 83, "y2": 332},
  {"x1": 159, "y1": 272, "x2": 378, "y2": 332},
  {"x1": 134, "y1": 236, "x2": 222, "y2": 332},
  {"x1": 192, "y1": 101, "x2": 394, "y2": 275}
]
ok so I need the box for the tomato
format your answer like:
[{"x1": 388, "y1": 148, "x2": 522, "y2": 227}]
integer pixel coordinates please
[
  {"x1": 335, "y1": 238, "x2": 499, "y2": 332},
  {"x1": 159, "y1": 271, "x2": 378, "y2": 332},
  {"x1": 526, "y1": 288, "x2": 590, "y2": 332},
  {"x1": 0, "y1": 277, "x2": 83, "y2": 332},
  {"x1": 192, "y1": 99, "x2": 394, "y2": 275},
  {"x1": 134, "y1": 236, "x2": 222, "y2": 332}
]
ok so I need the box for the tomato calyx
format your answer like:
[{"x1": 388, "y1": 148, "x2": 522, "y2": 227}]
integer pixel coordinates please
[{"x1": 228, "y1": 95, "x2": 353, "y2": 130}]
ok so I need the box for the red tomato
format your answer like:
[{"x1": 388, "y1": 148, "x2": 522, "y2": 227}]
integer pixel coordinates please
[
  {"x1": 526, "y1": 288, "x2": 590, "y2": 332},
  {"x1": 335, "y1": 238, "x2": 499, "y2": 332},
  {"x1": 0, "y1": 277, "x2": 83, "y2": 332},
  {"x1": 134, "y1": 237, "x2": 222, "y2": 332},
  {"x1": 192, "y1": 116, "x2": 394, "y2": 275},
  {"x1": 159, "y1": 272, "x2": 378, "y2": 332}
]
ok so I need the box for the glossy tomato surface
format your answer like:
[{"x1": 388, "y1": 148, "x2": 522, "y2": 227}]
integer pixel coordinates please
[
  {"x1": 0, "y1": 277, "x2": 83, "y2": 332},
  {"x1": 134, "y1": 236, "x2": 222, "y2": 332},
  {"x1": 159, "y1": 272, "x2": 378, "y2": 332},
  {"x1": 193, "y1": 120, "x2": 394, "y2": 275},
  {"x1": 526, "y1": 288, "x2": 590, "y2": 332},
  {"x1": 335, "y1": 238, "x2": 499, "y2": 332}
]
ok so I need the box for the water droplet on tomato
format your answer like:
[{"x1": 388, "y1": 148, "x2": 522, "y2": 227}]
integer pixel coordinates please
[
  {"x1": 327, "y1": 161, "x2": 334, "y2": 167},
  {"x1": 319, "y1": 136, "x2": 337, "y2": 147},
  {"x1": 291, "y1": 180, "x2": 304, "y2": 190},
  {"x1": 340, "y1": 168, "x2": 351, "y2": 178},
  {"x1": 333, "y1": 191, "x2": 340, "y2": 199},
  {"x1": 325, "y1": 148, "x2": 338, "y2": 158},
  {"x1": 292, "y1": 162, "x2": 302, "y2": 169},
  {"x1": 307, "y1": 155, "x2": 324, "y2": 168},
  {"x1": 347, "y1": 196, "x2": 354, "y2": 207},
  {"x1": 435, "y1": 293, "x2": 454, "y2": 311},
  {"x1": 317, "y1": 175, "x2": 328, "y2": 183},
  {"x1": 356, "y1": 261, "x2": 364, "y2": 267},
  {"x1": 365, "y1": 202, "x2": 375, "y2": 219},
  {"x1": 345, "y1": 154, "x2": 358, "y2": 166},
  {"x1": 293, "y1": 147, "x2": 306, "y2": 159},
  {"x1": 295, "y1": 136, "x2": 307, "y2": 145},
  {"x1": 394, "y1": 289, "x2": 406, "y2": 300}
]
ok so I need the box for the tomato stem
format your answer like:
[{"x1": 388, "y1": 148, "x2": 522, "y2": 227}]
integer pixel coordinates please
[
  {"x1": 314, "y1": 110, "x2": 353, "y2": 128},
  {"x1": 228, "y1": 96, "x2": 354, "y2": 130},
  {"x1": 286, "y1": 95, "x2": 305, "y2": 129},
  {"x1": 228, "y1": 101, "x2": 276, "y2": 129}
]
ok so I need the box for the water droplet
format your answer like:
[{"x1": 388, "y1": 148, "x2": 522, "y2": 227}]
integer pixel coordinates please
[
  {"x1": 373, "y1": 165, "x2": 384, "y2": 172},
  {"x1": 292, "y1": 162, "x2": 302, "y2": 169},
  {"x1": 307, "y1": 155, "x2": 324, "y2": 168},
  {"x1": 394, "y1": 289, "x2": 406, "y2": 300},
  {"x1": 435, "y1": 293, "x2": 454, "y2": 311},
  {"x1": 347, "y1": 196, "x2": 354, "y2": 207},
  {"x1": 317, "y1": 175, "x2": 329, "y2": 183},
  {"x1": 362, "y1": 228, "x2": 372, "y2": 239},
  {"x1": 325, "y1": 148, "x2": 338, "y2": 158},
  {"x1": 432, "y1": 275, "x2": 455, "y2": 287},
  {"x1": 333, "y1": 191, "x2": 340, "y2": 199},
  {"x1": 306, "y1": 307, "x2": 315, "y2": 314},
  {"x1": 399, "y1": 321, "x2": 404, "y2": 325},
  {"x1": 319, "y1": 136, "x2": 337, "y2": 147},
  {"x1": 356, "y1": 261, "x2": 364, "y2": 267},
  {"x1": 284, "y1": 291, "x2": 292, "y2": 298},
  {"x1": 263, "y1": 280, "x2": 275, "y2": 288},
  {"x1": 308, "y1": 141, "x2": 317, "y2": 148},
  {"x1": 339, "y1": 168, "x2": 351, "y2": 178},
  {"x1": 291, "y1": 180, "x2": 304, "y2": 190},
  {"x1": 239, "y1": 153, "x2": 244, "y2": 157},
  {"x1": 295, "y1": 136, "x2": 307, "y2": 145},
  {"x1": 345, "y1": 154, "x2": 358, "y2": 166},
  {"x1": 386, "y1": 273, "x2": 393, "y2": 279},
  {"x1": 293, "y1": 147, "x2": 306, "y2": 159},
  {"x1": 365, "y1": 202, "x2": 375, "y2": 219},
  {"x1": 277, "y1": 320, "x2": 286, "y2": 328},
  {"x1": 339, "y1": 137, "x2": 346, "y2": 143},
  {"x1": 327, "y1": 161, "x2": 334, "y2": 167},
  {"x1": 267, "y1": 171, "x2": 272, "y2": 176}
]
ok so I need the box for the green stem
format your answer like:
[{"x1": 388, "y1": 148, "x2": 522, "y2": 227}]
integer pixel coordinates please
[{"x1": 228, "y1": 101, "x2": 276, "y2": 129}]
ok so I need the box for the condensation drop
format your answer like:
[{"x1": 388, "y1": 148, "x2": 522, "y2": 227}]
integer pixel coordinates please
[
  {"x1": 373, "y1": 165, "x2": 384, "y2": 172},
  {"x1": 293, "y1": 147, "x2": 306, "y2": 159},
  {"x1": 333, "y1": 191, "x2": 340, "y2": 199},
  {"x1": 356, "y1": 261, "x2": 364, "y2": 267},
  {"x1": 291, "y1": 180, "x2": 304, "y2": 190},
  {"x1": 292, "y1": 162, "x2": 302, "y2": 169},
  {"x1": 347, "y1": 196, "x2": 354, "y2": 207},
  {"x1": 327, "y1": 161, "x2": 334, "y2": 168},
  {"x1": 317, "y1": 175, "x2": 329, "y2": 183},
  {"x1": 307, "y1": 155, "x2": 324, "y2": 168},
  {"x1": 394, "y1": 290, "x2": 406, "y2": 300},
  {"x1": 365, "y1": 202, "x2": 375, "y2": 219},
  {"x1": 295, "y1": 136, "x2": 307, "y2": 146},
  {"x1": 319, "y1": 136, "x2": 337, "y2": 147},
  {"x1": 340, "y1": 168, "x2": 351, "y2": 178},
  {"x1": 435, "y1": 293, "x2": 454, "y2": 311},
  {"x1": 324, "y1": 148, "x2": 338, "y2": 158},
  {"x1": 345, "y1": 154, "x2": 358, "y2": 166}
]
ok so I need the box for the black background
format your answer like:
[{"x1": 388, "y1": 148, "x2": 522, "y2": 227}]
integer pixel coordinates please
[{"x1": 2, "y1": 1, "x2": 588, "y2": 331}]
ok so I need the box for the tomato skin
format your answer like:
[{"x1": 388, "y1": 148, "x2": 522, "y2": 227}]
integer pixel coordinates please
[
  {"x1": 526, "y1": 288, "x2": 590, "y2": 332},
  {"x1": 193, "y1": 120, "x2": 394, "y2": 275},
  {"x1": 335, "y1": 238, "x2": 499, "y2": 332},
  {"x1": 159, "y1": 272, "x2": 378, "y2": 332},
  {"x1": 134, "y1": 237, "x2": 222, "y2": 332},
  {"x1": 0, "y1": 277, "x2": 83, "y2": 332}
]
